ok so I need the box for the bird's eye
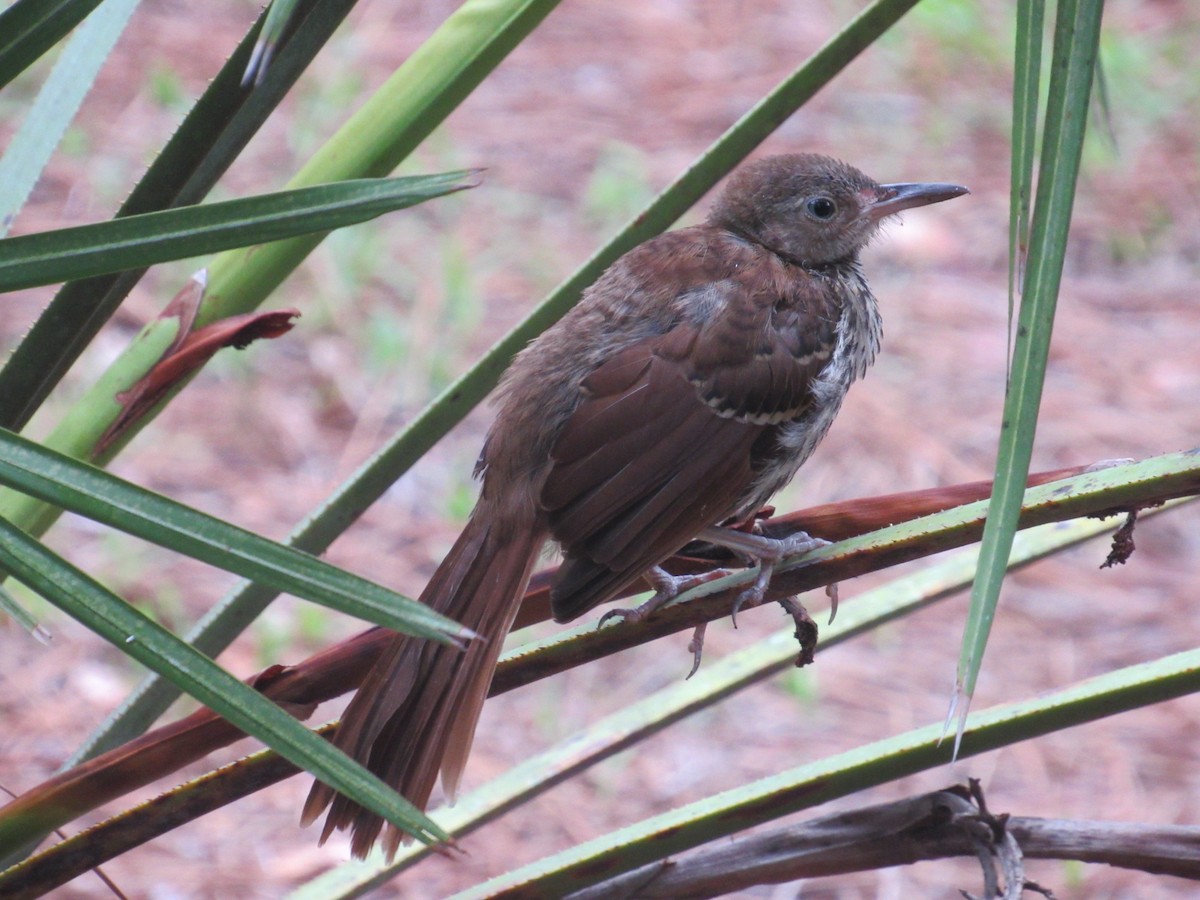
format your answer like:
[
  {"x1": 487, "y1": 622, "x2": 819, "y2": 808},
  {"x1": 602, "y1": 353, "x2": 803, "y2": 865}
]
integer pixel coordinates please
[{"x1": 807, "y1": 196, "x2": 837, "y2": 220}]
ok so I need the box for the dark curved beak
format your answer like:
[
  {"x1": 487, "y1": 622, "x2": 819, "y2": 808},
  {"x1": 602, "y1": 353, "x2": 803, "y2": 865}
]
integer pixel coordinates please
[{"x1": 870, "y1": 182, "x2": 969, "y2": 221}]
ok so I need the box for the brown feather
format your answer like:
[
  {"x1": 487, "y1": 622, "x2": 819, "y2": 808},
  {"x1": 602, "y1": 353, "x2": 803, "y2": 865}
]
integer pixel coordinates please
[
  {"x1": 549, "y1": 418, "x2": 758, "y2": 622},
  {"x1": 302, "y1": 507, "x2": 543, "y2": 857},
  {"x1": 542, "y1": 262, "x2": 842, "y2": 623}
]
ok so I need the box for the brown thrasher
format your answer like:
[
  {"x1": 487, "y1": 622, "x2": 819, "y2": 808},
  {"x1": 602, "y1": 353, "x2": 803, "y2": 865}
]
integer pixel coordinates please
[{"x1": 303, "y1": 153, "x2": 968, "y2": 857}]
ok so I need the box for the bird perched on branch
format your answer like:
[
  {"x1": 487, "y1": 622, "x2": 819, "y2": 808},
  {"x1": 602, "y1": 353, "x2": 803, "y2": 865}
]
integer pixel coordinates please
[{"x1": 303, "y1": 153, "x2": 967, "y2": 857}]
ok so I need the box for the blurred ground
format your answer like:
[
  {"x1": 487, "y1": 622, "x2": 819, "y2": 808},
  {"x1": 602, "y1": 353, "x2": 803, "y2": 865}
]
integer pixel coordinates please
[{"x1": 2, "y1": 1, "x2": 1200, "y2": 897}]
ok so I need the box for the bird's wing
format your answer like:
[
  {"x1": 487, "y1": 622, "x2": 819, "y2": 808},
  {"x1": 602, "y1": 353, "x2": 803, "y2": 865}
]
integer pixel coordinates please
[{"x1": 542, "y1": 265, "x2": 839, "y2": 622}]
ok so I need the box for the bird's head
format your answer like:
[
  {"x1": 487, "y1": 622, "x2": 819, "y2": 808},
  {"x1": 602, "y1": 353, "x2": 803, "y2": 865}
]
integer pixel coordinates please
[{"x1": 708, "y1": 153, "x2": 968, "y2": 267}]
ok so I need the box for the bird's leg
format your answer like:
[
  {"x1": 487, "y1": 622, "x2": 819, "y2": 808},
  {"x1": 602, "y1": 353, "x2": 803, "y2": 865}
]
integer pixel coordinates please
[
  {"x1": 598, "y1": 567, "x2": 731, "y2": 676},
  {"x1": 696, "y1": 525, "x2": 832, "y2": 625},
  {"x1": 597, "y1": 565, "x2": 732, "y2": 629},
  {"x1": 598, "y1": 524, "x2": 832, "y2": 673}
]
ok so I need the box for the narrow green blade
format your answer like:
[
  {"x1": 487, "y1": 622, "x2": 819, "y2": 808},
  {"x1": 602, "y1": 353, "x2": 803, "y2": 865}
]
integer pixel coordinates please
[
  {"x1": 0, "y1": 173, "x2": 480, "y2": 291},
  {"x1": 1007, "y1": 0, "x2": 1043, "y2": 312},
  {"x1": 0, "y1": 0, "x2": 105, "y2": 92},
  {"x1": 956, "y1": 0, "x2": 1105, "y2": 739},
  {"x1": 0, "y1": 428, "x2": 470, "y2": 643}
]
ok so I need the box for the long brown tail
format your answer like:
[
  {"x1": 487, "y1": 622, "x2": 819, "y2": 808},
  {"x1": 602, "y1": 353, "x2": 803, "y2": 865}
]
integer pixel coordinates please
[{"x1": 301, "y1": 508, "x2": 542, "y2": 858}]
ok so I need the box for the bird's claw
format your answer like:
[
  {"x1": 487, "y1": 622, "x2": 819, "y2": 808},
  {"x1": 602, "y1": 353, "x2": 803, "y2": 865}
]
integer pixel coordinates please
[
  {"x1": 686, "y1": 622, "x2": 707, "y2": 679},
  {"x1": 825, "y1": 581, "x2": 839, "y2": 623},
  {"x1": 730, "y1": 581, "x2": 765, "y2": 627},
  {"x1": 597, "y1": 605, "x2": 644, "y2": 629}
]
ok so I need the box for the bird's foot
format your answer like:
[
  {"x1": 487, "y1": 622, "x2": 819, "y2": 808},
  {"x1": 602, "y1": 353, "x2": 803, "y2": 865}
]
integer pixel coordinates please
[
  {"x1": 698, "y1": 526, "x2": 831, "y2": 626},
  {"x1": 598, "y1": 567, "x2": 729, "y2": 677},
  {"x1": 598, "y1": 528, "x2": 833, "y2": 677},
  {"x1": 597, "y1": 565, "x2": 731, "y2": 629}
]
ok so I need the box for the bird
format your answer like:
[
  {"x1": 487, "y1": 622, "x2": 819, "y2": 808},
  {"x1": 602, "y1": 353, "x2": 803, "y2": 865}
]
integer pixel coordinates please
[{"x1": 302, "y1": 153, "x2": 968, "y2": 858}]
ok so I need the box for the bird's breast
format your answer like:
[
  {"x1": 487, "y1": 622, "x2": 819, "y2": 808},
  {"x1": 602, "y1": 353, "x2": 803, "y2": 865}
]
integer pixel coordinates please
[{"x1": 735, "y1": 264, "x2": 881, "y2": 514}]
